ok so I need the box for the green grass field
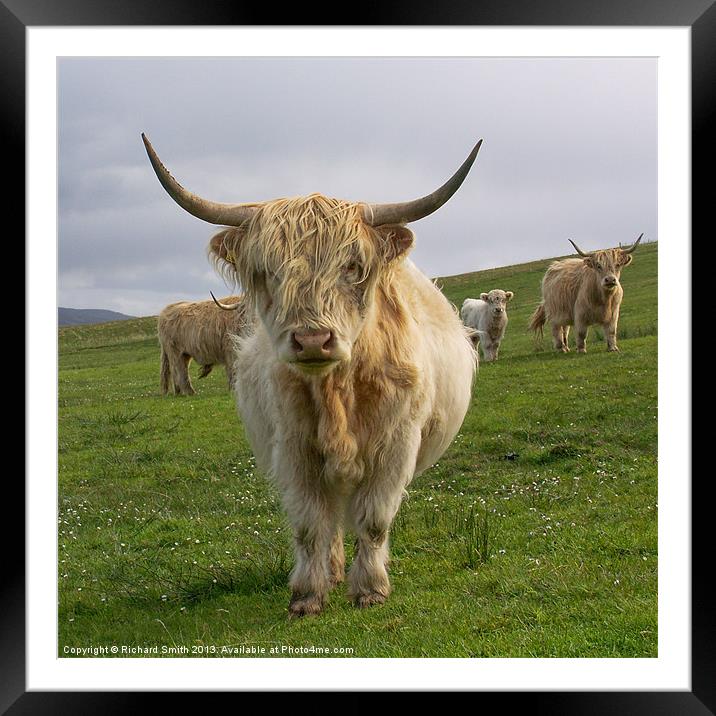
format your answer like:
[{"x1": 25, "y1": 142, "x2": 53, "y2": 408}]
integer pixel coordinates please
[{"x1": 58, "y1": 242, "x2": 657, "y2": 658}]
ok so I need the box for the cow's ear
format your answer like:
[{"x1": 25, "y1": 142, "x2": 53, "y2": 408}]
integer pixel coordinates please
[
  {"x1": 505, "y1": 291, "x2": 514, "y2": 300},
  {"x1": 619, "y1": 252, "x2": 633, "y2": 267},
  {"x1": 375, "y1": 225, "x2": 415, "y2": 262},
  {"x1": 480, "y1": 293, "x2": 489, "y2": 301},
  {"x1": 208, "y1": 227, "x2": 245, "y2": 270}
]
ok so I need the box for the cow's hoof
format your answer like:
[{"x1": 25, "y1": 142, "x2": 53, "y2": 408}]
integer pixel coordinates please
[
  {"x1": 329, "y1": 571, "x2": 345, "y2": 588},
  {"x1": 607, "y1": 346, "x2": 619, "y2": 352},
  {"x1": 559, "y1": 347, "x2": 569, "y2": 353},
  {"x1": 577, "y1": 348, "x2": 587, "y2": 354},
  {"x1": 288, "y1": 594, "x2": 324, "y2": 617},
  {"x1": 353, "y1": 592, "x2": 387, "y2": 608}
]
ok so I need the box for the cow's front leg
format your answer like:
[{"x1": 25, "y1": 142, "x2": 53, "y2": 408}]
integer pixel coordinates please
[
  {"x1": 349, "y1": 514, "x2": 392, "y2": 607},
  {"x1": 277, "y1": 462, "x2": 338, "y2": 616},
  {"x1": 575, "y1": 319, "x2": 589, "y2": 353},
  {"x1": 285, "y1": 495, "x2": 335, "y2": 616},
  {"x1": 604, "y1": 308, "x2": 620, "y2": 352},
  {"x1": 347, "y1": 446, "x2": 415, "y2": 608},
  {"x1": 481, "y1": 340, "x2": 496, "y2": 362},
  {"x1": 603, "y1": 320, "x2": 619, "y2": 352}
]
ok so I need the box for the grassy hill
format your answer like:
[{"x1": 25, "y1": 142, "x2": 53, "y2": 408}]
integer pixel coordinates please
[
  {"x1": 58, "y1": 242, "x2": 657, "y2": 658},
  {"x1": 58, "y1": 307, "x2": 136, "y2": 326}
]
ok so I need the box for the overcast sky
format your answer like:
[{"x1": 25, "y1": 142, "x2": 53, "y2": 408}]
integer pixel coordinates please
[{"x1": 58, "y1": 57, "x2": 656, "y2": 317}]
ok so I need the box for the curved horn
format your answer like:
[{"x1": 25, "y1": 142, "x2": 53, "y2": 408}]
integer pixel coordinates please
[
  {"x1": 622, "y1": 233, "x2": 644, "y2": 254},
  {"x1": 210, "y1": 291, "x2": 241, "y2": 311},
  {"x1": 568, "y1": 239, "x2": 593, "y2": 257},
  {"x1": 364, "y1": 140, "x2": 483, "y2": 226},
  {"x1": 142, "y1": 133, "x2": 256, "y2": 226}
]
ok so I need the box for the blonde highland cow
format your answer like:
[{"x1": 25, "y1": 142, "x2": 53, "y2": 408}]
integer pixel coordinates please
[
  {"x1": 143, "y1": 133, "x2": 481, "y2": 615},
  {"x1": 529, "y1": 236, "x2": 643, "y2": 353},
  {"x1": 158, "y1": 294, "x2": 247, "y2": 395}
]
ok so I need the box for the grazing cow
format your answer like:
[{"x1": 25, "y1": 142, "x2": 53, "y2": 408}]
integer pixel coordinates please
[
  {"x1": 158, "y1": 294, "x2": 247, "y2": 395},
  {"x1": 529, "y1": 236, "x2": 643, "y2": 353},
  {"x1": 460, "y1": 289, "x2": 514, "y2": 361},
  {"x1": 143, "y1": 133, "x2": 481, "y2": 615}
]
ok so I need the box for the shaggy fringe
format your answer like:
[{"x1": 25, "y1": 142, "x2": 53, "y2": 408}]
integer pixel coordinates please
[{"x1": 208, "y1": 195, "x2": 379, "y2": 328}]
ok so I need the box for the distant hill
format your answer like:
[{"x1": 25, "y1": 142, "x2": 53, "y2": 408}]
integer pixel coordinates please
[{"x1": 58, "y1": 307, "x2": 136, "y2": 327}]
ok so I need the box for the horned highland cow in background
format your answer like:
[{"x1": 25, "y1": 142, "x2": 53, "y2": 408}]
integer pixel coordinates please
[
  {"x1": 529, "y1": 235, "x2": 643, "y2": 353},
  {"x1": 158, "y1": 294, "x2": 247, "y2": 395},
  {"x1": 460, "y1": 289, "x2": 514, "y2": 361},
  {"x1": 143, "y1": 133, "x2": 480, "y2": 616}
]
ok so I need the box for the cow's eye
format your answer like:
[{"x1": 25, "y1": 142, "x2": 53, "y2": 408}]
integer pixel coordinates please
[
  {"x1": 343, "y1": 262, "x2": 362, "y2": 282},
  {"x1": 596, "y1": 263, "x2": 602, "y2": 270}
]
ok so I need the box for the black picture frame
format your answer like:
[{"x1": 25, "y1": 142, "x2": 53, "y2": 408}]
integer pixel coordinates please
[{"x1": 11, "y1": 0, "x2": 707, "y2": 712}]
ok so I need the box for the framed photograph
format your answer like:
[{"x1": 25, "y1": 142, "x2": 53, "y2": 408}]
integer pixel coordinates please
[{"x1": 13, "y1": 0, "x2": 707, "y2": 711}]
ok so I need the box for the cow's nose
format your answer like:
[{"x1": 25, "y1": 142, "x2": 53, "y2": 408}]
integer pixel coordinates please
[
  {"x1": 291, "y1": 330, "x2": 334, "y2": 358},
  {"x1": 604, "y1": 276, "x2": 617, "y2": 286}
]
